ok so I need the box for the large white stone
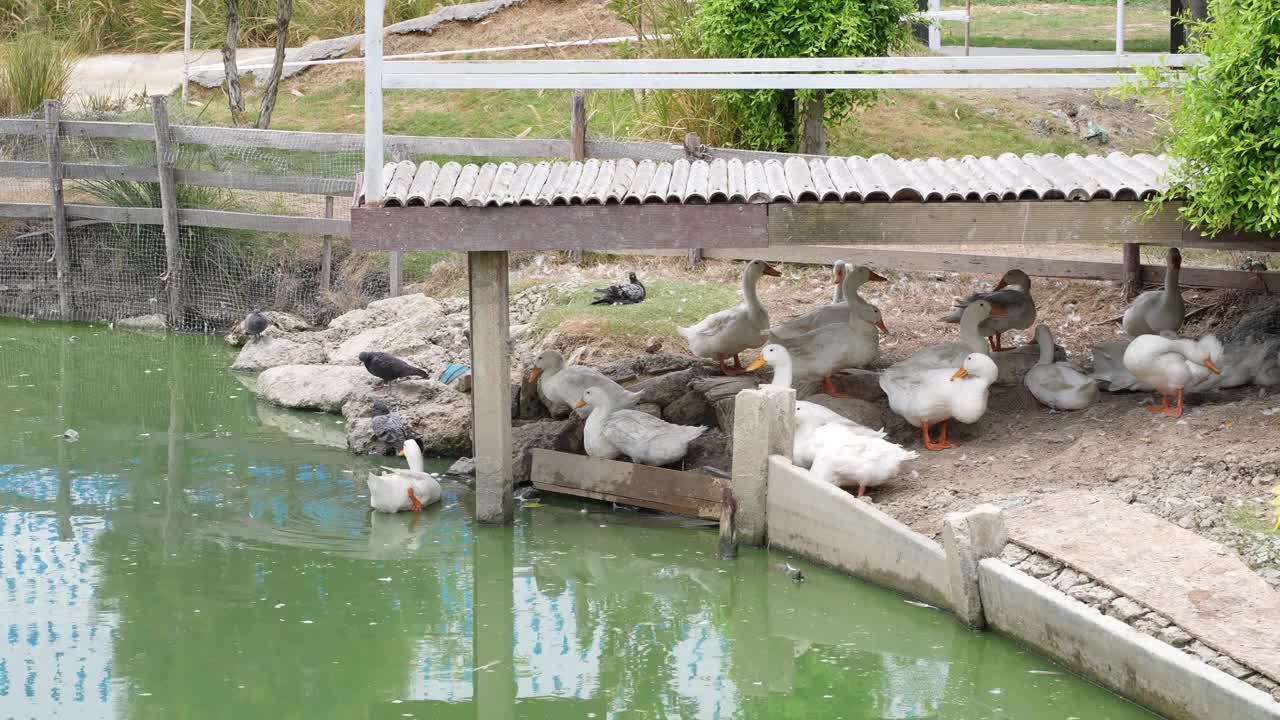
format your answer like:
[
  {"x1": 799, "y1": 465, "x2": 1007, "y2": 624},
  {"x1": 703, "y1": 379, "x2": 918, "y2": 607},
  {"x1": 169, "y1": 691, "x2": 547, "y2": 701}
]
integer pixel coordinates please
[
  {"x1": 256, "y1": 365, "x2": 376, "y2": 413},
  {"x1": 329, "y1": 309, "x2": 452, "y2": 365},
  {"x1": 231, "y1": 336, "x2": 327, "y2": 371}
]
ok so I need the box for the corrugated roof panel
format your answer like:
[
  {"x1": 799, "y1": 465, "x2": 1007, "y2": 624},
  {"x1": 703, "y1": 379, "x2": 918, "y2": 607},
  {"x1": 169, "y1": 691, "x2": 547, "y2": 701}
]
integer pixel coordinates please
[{"x1": 367, "y1": 151, "x2": 1171, "y2": 209}]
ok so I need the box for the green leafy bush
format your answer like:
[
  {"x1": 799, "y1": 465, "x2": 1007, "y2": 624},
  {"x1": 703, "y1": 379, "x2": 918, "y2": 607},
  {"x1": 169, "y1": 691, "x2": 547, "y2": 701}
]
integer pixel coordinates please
[
  {"x1": 695, "y1": 0, "x2": 914, "y2": 151},
  {"x1": 1133, "y1": 0, "x2": 1280, "y2": 234}
]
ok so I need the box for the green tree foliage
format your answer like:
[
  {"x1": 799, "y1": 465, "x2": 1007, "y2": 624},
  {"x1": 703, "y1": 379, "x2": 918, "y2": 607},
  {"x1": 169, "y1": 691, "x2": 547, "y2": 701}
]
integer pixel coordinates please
[
  {"x1": 1135, "y1": 0, "x2": 1280, "y2": 234},
  {"x1": 695, "y1": 0, "x2": 915, "y2": 151}
]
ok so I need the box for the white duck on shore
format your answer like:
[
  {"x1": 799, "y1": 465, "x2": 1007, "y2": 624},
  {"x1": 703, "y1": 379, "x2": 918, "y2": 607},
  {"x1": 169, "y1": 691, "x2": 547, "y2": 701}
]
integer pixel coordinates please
[
  {"x1": 1122, "y1": 333, "x2": 1222, "y2": 417},
  {"x1": 576, "y1": 387, "x2": 706, "y2": 466},
  {"x1": 880, "y1": 353, "x2": 998, "y2": 451},
  {"x1": 678, "y1": 259, "x2": 781, "y2": 375},
  {"x1": 529, "y1": 350, "x2": 641, "y2": 417},
  {"x1": 1123, "y1": 248, "x2": 1185, "y2": 337},
  {"x1": 1023, "y1": 324, "x2": 1098, "y2": 410},
  {"x1": 366, "y1": 439, "x2": 442, "y2": 513}
]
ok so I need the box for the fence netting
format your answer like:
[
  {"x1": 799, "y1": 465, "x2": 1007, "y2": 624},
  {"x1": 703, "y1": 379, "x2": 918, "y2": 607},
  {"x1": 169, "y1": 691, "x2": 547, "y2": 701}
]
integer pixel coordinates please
[{"x1": 0, "y1": 106, "x2": 438, "y2": 332}]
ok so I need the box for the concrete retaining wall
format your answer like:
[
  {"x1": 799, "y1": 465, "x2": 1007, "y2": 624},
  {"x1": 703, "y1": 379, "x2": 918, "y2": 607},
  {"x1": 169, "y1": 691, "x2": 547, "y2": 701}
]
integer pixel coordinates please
[
  {"x1": 979, "y1": 559, "x2": 1280, "y2": 720},
  {"x1": 765, "y1": 456, "x2": 952, "y2": 609}
]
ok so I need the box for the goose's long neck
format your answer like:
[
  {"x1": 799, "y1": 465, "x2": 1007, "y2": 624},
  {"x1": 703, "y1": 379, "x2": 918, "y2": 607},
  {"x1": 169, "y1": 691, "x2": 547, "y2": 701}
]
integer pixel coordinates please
[
  {"x1": 768, "y1": 355, "x2": 793, "y2": 389},
  {"x1": 1164, "y1": 259, "x2": 1181, "y2": 298},
  {"x1": 1038, "y1": 334, "x2": 1054, "y2": 365},
  {"x1": 960, "y1": 308, "x2": 988, "y2": 353},
  {"x1": 743, "y1": 270, "x2": 767, "y2": 326}
]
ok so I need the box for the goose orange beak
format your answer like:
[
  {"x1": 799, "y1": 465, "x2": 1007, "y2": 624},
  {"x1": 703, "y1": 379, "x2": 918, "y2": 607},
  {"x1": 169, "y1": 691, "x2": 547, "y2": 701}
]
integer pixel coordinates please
[
  {"x1": 1204, "y1": 358, "x2": 1221, "y2": 375},
  {"x1": 527, "y1": 367, "x2": 542, "y2": 383},
  {"x1": 762, "y1": 263, "x2": 782, "y2": 277},
  {"x1": 994, "y1": 279, "x2": 1008, "y2": 290},
  {"x1": 989, "y1": 306, "x2": 1009, "y2": 317},
  {"x1": 951, "y1": 367, "x2": 968, "y2": 381},
  {"x1": 868, "y1": 270, "x2": 888, "y2": 282},
  {"x1": 397, "y1": 448, "x2": 405, "y2": 457},
  {"x1": 744, "y1": 357, "x2": 768, "y2": 373},
  {"x1": 574, "y1": 399, "x2": 587, "y2": 409},
  {"x1": 875, "y1": 320, "x2": 889, "y2": 333},
  {"x1": 835, "y1": 269, "x2": 844, "y2": 282}
]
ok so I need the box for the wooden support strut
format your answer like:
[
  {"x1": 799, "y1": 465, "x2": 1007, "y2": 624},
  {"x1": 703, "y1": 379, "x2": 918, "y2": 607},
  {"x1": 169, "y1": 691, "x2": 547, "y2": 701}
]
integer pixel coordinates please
[
  {"x1": 321, "y1": 195, "x2": 334, "y2": 294},
  {"x1": 150, "y1": 95, "x2": 183, "y2": 328},
  {"x1": 568, "y1": 89, "x2": 586, "y2": 265},
  {"x1": 719, "y1": 486, "x2": 738, "y2": 560},
  {"x1": 469, "y1": 250, "x2": 513, "y2": 524},
  {"x1": 1122, "y1": 242, "x2": 1142, "y2": 300},
  {"x1": 43, "y1": 100, "x2": 70, "y2": 320}
]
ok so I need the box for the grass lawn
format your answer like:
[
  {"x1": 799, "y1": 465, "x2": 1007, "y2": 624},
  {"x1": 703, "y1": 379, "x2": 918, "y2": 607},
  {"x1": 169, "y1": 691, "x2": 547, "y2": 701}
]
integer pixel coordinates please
[
  {"x1": 940, "y1": 0, "x2": 1171, "y2": 53},
  {"x1": 531, "y1": 280, "x2": 741, "y2": 351}
]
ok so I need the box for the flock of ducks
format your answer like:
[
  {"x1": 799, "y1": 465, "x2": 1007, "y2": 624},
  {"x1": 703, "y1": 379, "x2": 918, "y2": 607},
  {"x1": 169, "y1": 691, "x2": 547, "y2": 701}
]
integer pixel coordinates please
[{"x1": 367, "y1": 249, "x2": 1276, "y2": 511}]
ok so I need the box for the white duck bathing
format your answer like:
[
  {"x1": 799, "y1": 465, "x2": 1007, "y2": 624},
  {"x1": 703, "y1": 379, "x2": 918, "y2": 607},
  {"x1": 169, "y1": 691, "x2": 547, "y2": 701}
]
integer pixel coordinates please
[
  {"x1": 366, "y1": 439, "x2": 443, "y2": 513},
  {"x1": 576, "y1": 387, "x2": 707, "y2": 466},
  {"x1": 769, "y1": 264, "x2": 888, "y2": 340},
  {"x1": 1023, "y1": 324, "x2": 1098, "y2": 410},
  {"x1": 880, "y1": 353, "x2": 998, "y2": 451},
  {"x1": 678, "y1": 259, "x2": 781, "y2": 375},
  {"x1": 942, "y1": 269, "x2": 1037, "y2": 351},
  {"x1": 529, "y1": 350, "x2": 641, "y2": 417},
  {"x1": 1122, "y1": 333, "x2": 1222, "y2": 417},
  {"x1": 1123, "y1": 248, "x2": 1185, "y2": 337}
]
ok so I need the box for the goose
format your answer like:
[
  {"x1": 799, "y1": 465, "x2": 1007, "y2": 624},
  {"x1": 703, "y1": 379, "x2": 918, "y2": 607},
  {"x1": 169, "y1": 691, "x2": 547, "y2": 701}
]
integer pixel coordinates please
[
  {"x1": 1023, "y1": 324, "x2": 1099, "y2": 410},
  {"x1": 1122, "y1": 333, "x2": 1222, "y2": 417},
  {"x1": 366, "y1": 439, "x2": 442, "y2": 513},
  {"x1": 941, "y1": 269, "x2": 1037, "y2": 351},
  {"x1": 769, "y1": 264, "x2": 888, "y2": 340},
  {"x1": 807, "y1": 422, "x2": 919, "y2": 497},
  {"x1": 1123, "y1": 248, "x2": 1185, "y2": 337},
  {"x1": 575, "y1": 387, "x2": 707, "y2": 466},
  {"x1": 678, "y1": 259, "x2": 781, "y2": 375},
  {"x1": 756, "y1": 271, "x2": 883, "y2": 395},
  {"x1": 528, "y1": 350, "x2": 641, "y2": 417},
  {"x1": 880, "y1": 353, "x2": 998, "y2": 451},
  {"x1": 888, "y1": 299, "x2": 1005, "y2": 373}
]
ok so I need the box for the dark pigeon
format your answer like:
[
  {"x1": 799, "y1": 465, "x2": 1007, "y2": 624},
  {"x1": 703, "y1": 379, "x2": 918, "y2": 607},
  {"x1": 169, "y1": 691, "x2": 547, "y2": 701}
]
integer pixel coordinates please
[
  {"x1": 370, "y1": 400, "x2": 409, "y2": 455},
  {"x1": 591, "y1": 272, "x2": 646, "y2": 306},
  {"x1": 244, "y1": 310, "x2": 270, "y2": 342},
  {"x1": 359, "y1": 351, "x2": 429, "y2": 386}
]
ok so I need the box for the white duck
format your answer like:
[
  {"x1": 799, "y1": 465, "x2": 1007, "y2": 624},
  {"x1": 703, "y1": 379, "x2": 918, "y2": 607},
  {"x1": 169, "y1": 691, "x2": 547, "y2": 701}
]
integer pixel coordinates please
[
  {"x1": 529, "y1": 350, "x2": 641, "y2": 418},
  {"x1": 1122, "y1": 333, "x2": 1222, "y2": 417},
  {"x1": 880, "y1": 353, "x2": 998, "y2": 451},
  {"x1": 807, "y1": 422, "x2": 919, "y2": 497},
  {"x1": 678, "y1": 259, "x2": 781, "y2": 375},
  {"x1": 1123, "y1": 248, "x2": 1186, "y2": 337},
  {"x1": 366, "y1": 439, "x2": 443, "y2": 513},
  {"x1": 768, "y1": 264, "x2": 888, "y2": 340},
  {"x1": 575, "y1": 387, "x2": 707, "y2": 466},
  {"x1": 1023, "y1": 324, "x2": 1098, "y2": 410},
  {"x1": 888, "y1": 300, "x2": 1004, "y2": 372},
  {"x1": 755, "y1": 272, "x2": 883, "y2": 395},
  {"x1": 941, "y1": 269, "x2": 1037, "y2": 351}
]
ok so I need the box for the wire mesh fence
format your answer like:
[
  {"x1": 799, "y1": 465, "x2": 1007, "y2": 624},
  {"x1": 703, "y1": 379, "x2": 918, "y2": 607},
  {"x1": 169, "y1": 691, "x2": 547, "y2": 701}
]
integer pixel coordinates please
[{"x1": 0, "y1": 104, "x2": 403, "y2": 332}]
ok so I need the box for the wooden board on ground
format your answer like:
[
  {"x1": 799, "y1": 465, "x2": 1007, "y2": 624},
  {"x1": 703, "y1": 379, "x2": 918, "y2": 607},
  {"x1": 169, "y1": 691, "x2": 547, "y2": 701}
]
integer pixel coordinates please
[
  {"x1": 1005, "y1": 491, "x2": 1280, "y2": 683},
  {"x1": 530, "y1": 449, "x2": 724, "y2": 520}
]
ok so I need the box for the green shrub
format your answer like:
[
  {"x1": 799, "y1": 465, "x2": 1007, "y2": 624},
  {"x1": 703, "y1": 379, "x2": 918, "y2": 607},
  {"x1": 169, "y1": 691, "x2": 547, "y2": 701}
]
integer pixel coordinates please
[
  {"x1": 1131, "y1": 0, "x2": 1280, "y2": 234},
  {"x1": 0, "y1": 33, "x2": 72, "y2": 114}
]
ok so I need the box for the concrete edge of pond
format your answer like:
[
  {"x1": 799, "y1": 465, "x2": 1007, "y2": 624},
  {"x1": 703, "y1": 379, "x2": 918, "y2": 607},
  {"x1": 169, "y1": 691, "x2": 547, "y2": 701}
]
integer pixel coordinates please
[{"x1": 979, "y1": 559, "x2": 1280, "y2": 720}]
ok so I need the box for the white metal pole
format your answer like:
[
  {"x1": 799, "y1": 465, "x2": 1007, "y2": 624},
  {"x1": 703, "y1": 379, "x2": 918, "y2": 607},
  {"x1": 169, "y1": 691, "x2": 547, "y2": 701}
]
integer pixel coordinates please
[
  {"x1": 1116, "y1": 0, "x2": 1125, "y2": 55},
  {"x1": 364, "y1": 0, "x2": 385, "y2": 204},
  {"x1": 181, "y1": 0, "x2": 193, "y2": 103}
]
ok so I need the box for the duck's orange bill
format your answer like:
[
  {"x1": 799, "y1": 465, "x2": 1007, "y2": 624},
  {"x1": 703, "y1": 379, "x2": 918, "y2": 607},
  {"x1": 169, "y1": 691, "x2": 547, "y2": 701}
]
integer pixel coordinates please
[
  {"x1": 994, "y1": 280, "x2": 1008, "y2": 290},
  {"x1": 989, "y1": 306, "x2": 1009, "y2": 317},
  {"x1": 875, "y1": 320, "x2": 889, "y2": 333},
  {"x1": 397, "y1": 448, "x2": 405, "y2": 457},
  {"x1": 1205, "y1": 358, "x2": 1222, "y2": 375},
  {"x1": 744, "y1": 357, "x2": 768, "y2": 373},
  {"x1": 951, "y1": 367, "x2": 968, "y2": 381},
  {"x1": 527, "y1": 368, "x2": 542, "y2": 383},
  {"x1": 762, "y1": 263, "x2": 782, "y2": 277},
  {"x1": 868, "y1": 270, "x2": 888, "y2": 282},
  {"x1": 573, "y1": 399, "x2": 587, "y2": 409}
]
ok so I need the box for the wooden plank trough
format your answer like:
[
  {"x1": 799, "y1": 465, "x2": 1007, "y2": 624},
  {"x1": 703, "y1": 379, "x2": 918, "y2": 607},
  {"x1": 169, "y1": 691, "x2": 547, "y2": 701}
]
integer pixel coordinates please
[{"x1": 530, "y1": 449, "x2": 726, "y2": 520}]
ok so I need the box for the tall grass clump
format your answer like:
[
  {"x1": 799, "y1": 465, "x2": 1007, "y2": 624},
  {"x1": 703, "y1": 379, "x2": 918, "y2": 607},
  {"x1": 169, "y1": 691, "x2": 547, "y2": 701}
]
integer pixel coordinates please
[{"x1": 0, "y1": 32, "x2": 72, "y2": 115}]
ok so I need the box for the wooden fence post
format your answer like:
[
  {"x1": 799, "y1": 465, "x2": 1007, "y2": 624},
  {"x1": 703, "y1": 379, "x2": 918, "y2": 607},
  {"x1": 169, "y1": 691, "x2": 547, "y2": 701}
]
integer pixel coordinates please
[
  {"x1": 388, "y1": 145, "x2": 404, "y2": 296},
  {"x1": 150, "y1": 95, "x2": 183, "y2": 328},
  {"x1": 321, "y1": 195, "x2": 334, "y2": 294},
  {"x1": 1122, "y1": 242, "x2": 1141, "y2": 300},
  {"x1": 568, "y1": 89, "x2": 587, "y2": 265},
  {"x1": 43, "y1": 100, "x2": 70, "y2": 320}
]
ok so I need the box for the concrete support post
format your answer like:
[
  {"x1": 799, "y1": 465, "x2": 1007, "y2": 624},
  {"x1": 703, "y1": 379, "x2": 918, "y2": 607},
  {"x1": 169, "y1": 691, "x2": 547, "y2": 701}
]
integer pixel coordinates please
[
  {"x1": 469, "y1": 250, "x2": 513, "y2": 524},
  {"x1": 943, "y1": 503, "x2": 1008, "y2": 629},
  {"x1": 473, "y1": 526, "x2": 515, "y2": 719},
  {"x1": 730, "y1": 385, "x2": 795, "y2": 546}
]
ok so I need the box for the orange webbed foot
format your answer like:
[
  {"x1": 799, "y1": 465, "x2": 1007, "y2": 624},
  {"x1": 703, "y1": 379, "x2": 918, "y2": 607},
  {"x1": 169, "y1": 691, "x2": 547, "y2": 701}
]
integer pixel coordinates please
[{"x1": 407, "y1": 487, "x2": 424, "y2": 513}]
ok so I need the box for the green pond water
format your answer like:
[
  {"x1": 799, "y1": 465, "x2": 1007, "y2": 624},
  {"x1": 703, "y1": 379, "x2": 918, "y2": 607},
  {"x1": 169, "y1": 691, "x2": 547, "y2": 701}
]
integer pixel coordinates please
[{"x1": 0, "y1": 320, "x2": 1159, "y2": 720}]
